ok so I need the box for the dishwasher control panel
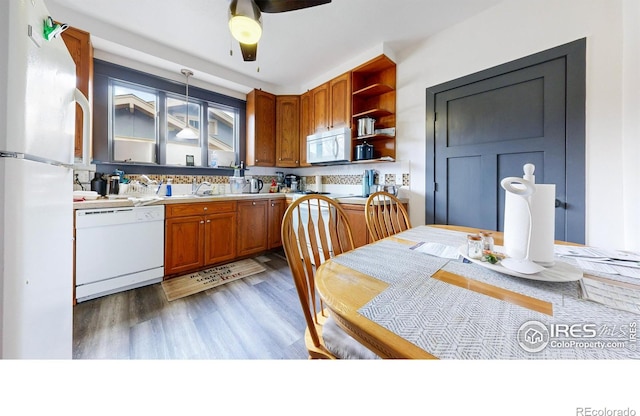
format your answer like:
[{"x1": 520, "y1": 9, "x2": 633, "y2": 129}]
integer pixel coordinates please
[{"x1": 76, "y1": 205, "x2": 165, "y2": 228}]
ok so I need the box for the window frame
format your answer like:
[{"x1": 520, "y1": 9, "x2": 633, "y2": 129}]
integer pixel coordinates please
[{"x1": 93, "y1": 59, "x2": 246, "y2": 175}]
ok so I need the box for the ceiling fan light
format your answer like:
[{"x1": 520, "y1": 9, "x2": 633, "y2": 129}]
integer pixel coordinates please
[
  {"x1": 176, "y1": 127, "x2": 198, "y2": 139},
  {"x1": 229, "y1": 15, "x2": 262, "y2": 44}
]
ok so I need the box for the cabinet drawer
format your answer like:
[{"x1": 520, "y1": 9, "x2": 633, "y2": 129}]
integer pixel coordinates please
[{"x1": 166, "y1": 201, "x2": 237, "y2": 218}]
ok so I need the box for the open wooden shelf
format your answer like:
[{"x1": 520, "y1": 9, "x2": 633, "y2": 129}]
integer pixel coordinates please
[
  {"x1": 351, "y1": 54, "x2": 396, "y2": 161},
  {"x1": 354, "y1": 134, "x2": 395, "y2": 141},
  {"x1": 352, "y1": 83, "x2": 394, "y2": 97},
  {"x1": 352, "y1": 108, "x2": 393, "y2": 119}
]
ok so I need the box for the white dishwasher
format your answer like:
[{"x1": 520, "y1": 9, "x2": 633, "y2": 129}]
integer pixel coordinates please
[{"x1": 75, "y1": 205, "x2": 165, "y2": 302}]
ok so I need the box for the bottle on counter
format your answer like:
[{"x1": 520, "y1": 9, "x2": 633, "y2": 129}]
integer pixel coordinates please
[
  {"x1": 362, "y1": 170, "x2": 370, "y2": 197},
  {"x1": 90, "y1": 172, "x2": 106, "y2": 196},
  {"x1": 166, "y1": 179, "x2": 172, "y2": 196}
]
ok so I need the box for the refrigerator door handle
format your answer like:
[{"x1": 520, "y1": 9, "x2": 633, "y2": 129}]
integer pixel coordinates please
[{"x1": 74, "y1": 88, "x2": 91, "y2": 167}]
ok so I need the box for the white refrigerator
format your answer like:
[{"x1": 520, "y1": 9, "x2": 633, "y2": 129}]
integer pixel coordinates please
[{"x1": 1, "y1": 0, "x2": 90, "y2": 358}]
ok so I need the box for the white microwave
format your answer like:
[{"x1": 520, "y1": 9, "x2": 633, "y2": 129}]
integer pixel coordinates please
[{"x1": 306, "y1": 127, "x2": 351, "y2": 164}]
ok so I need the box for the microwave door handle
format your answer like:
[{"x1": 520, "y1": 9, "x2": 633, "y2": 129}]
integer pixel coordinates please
[{"x1": 333, "y1": 137, "x2": 339, "y2": 157}]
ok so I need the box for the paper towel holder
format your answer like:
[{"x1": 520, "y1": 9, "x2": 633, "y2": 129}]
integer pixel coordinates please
[{"x1": 500, "y1": 176, "x2": 545, "y2": 275}]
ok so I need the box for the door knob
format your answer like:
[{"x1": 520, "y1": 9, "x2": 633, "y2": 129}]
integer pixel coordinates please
[{"x1": 555, "y1": 199, "x2": 567, "y2": 209}]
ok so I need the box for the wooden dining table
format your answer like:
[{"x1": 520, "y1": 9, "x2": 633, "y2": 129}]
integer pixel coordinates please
[{"x1": 315, "y1": 225, "x2": 640, "y2": 359}]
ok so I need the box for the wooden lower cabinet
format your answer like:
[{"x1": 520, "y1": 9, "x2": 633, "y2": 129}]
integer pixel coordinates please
[
  {"x1": 268, "y1": 198, "x2": 286, "y2": 249},
  {"x1": 341, "y1": 201, "x2": 409, "y2": 248},
  {"x1": 237, "y1": 199, "x2": 269, "y2": 257},
  {"x1": 204, "y1": 211, "x2": 237, "y2": 265},
  {"x1": 164, "y1": 201, "x2": 237, "y2": 277},
  {"x1": 165, "y1": 215, "x2": 206, "y2": 276},
  {"x1": 341, "y1": 203, "x2": 370, "y2": 248}
]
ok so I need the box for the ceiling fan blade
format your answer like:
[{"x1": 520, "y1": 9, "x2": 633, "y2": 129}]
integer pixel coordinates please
[
  {"x1": 239, "y1": 42, "x2": 258, "y2": 61},
  {"x1": 254, "y1": 0, "x2": 331, "y2": 13}
]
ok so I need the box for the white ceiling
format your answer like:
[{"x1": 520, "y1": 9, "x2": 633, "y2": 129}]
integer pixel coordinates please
[{"x1": 46, "y1": 0, "x2": 502, "y2": 95}]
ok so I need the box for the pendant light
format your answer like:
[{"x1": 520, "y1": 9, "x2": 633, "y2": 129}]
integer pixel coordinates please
[{"x1": 177, "y1": 69, "x2": 198, "y2": 139}]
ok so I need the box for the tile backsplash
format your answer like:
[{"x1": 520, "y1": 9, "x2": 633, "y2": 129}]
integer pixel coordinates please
[{"x1": 73, "y1": 160, "x2": 412, "y2": 196}]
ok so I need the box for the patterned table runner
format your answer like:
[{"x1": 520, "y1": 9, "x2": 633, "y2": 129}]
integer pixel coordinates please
[{"x1": 339, "y1": 226, "x2": 640, "y2": 359}]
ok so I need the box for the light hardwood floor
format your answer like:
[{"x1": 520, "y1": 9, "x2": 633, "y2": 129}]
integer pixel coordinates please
[{"x1": 72, "y1": 251, "x2": 309, "y2": 359}]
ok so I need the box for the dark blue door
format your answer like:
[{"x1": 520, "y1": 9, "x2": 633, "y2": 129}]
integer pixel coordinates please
[{"x1": 426, "y1": 39, "x2": 585, "y2": 243}]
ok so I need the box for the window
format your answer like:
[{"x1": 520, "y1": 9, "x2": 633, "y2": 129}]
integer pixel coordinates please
[
  {"x1": 93, "y1": 60, "x2": 245, "y2": 173},
  {"x1": 166, "y1": 96, "x2": 202, "y2": 166},
  {"x1": 112, "y1": 81, "x2": 158, "y2": 164}
]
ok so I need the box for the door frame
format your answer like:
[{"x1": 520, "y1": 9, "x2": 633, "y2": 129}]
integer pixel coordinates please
[{"x1": 425, "y1": 38, "x2": 586, "y2": 243}]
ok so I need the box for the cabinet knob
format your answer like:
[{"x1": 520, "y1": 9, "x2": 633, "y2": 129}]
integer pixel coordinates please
[
  {"x1": 206, "y1": 220, "x2": 211, "y2": 223},
  {"x1": 200, "y1": 220, "x2": 204, "y2": 224},
  {"x1": 204, "y1": 207, "x2": 208, "y2": 210},
  {"x1": 252, "y1": 202, "x2": 256, "y2": 205}
]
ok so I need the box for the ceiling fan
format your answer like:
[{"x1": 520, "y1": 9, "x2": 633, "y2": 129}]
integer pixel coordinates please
[{"x1": 228, "y1": 0, "x2": 331, "y2": 62}]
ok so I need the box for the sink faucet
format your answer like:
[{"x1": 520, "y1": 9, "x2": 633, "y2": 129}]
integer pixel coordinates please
[{"x1": 192, "y1": 181, "x2": 212, "y2": 195}]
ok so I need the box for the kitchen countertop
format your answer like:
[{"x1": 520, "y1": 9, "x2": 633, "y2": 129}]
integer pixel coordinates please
[{"x1": 73, "y1": 192, "x2": 408, "y2": 210}]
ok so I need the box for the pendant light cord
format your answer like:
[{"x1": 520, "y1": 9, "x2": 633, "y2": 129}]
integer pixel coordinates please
[{"x1": 181, "y1": 69, "x2": 194, "y2": 130}]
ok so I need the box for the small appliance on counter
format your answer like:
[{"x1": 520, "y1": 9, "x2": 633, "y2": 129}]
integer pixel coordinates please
[
  {"x1": 275, "y1": 171, "x2": 285, "y2": 191},
  {"x1": 284, "y1": 174, "x2": 300, "y2": 191},
  {"x1": 249, "y1": 178, "x2": 264, "y2": 193},
  {"x1": 108, "y1": 175, "x2": 120, "y2": 195},
  {"x1": 230, "y1": 176, "x2": 245, "y2": 194}
]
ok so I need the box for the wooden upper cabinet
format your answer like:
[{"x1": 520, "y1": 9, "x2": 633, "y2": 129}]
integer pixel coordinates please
[
  {"x1": 311, "y1": 82, "x2": 329, "y2": 133},
  {"x1": 246, "y1": 89, "x2": 276, "y2": 167},
  {"x1": 299, "y1": 91, "x2": 312, "y2": 167},
  {"x1": 61, "y1": 26, "x2": 93, "y2": 159},
  {"x1": 329, "y1": 71, "x2": 351, "y2": 130},
  {"x1": 275, "y1": 95, "x2": 300, "y2": 167},
  {"x1": 309, "y1": 71, "x2": 351, "y2": 133}
]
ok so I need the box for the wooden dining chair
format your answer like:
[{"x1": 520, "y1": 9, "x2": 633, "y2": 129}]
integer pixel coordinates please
[
  {"x1": 281, "y1": 194, "x2": 379, "y2": 359},
  {"x1": 365, "y1": 191, "x2": 412, "y2": 242}
]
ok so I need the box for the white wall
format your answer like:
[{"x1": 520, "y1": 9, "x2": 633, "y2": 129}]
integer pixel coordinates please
[{"x1": 395, "y1": 0, "x2": 639, "y2": 250}]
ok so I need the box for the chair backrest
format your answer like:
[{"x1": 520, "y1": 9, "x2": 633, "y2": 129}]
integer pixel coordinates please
[
  {"x1": 365, "y1": 191, "x2": 412, "y2": 242},
  {"x1": 281, "y1": 195, "x2": 356, "y2": 349}
]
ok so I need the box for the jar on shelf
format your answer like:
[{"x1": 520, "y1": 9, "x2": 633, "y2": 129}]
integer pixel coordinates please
[
  {"x1": 467, "y1": 234, "x2": 483, "y2": 259},
  {"x1": 480, "y1": 232, "x2": 494, "y2": 252}
]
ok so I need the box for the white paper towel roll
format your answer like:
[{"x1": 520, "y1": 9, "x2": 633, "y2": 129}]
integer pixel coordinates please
[
  {"x1": 503, "y1": 183, "x2": 556, "y2": 266},
  {"x1": 316, "y1": 175, "x2": 322, "y2": 192}
]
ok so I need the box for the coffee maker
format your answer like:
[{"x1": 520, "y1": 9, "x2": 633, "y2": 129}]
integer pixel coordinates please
[{"x1": 284, "y1": 174, "x2": 300, "y2": 192}]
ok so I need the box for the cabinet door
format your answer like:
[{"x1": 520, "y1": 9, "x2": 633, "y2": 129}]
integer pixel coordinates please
[
  {"x1": 268, "y1": 199, "x2": 286, "y2": 249},
  {"x1": 61, "y1": 26, "x2": 93, "y2": 159},
  {"x1": 341, "y1": 204, "x2": 369, "y2": 248},
  {"x1": 329, "y1": 71, "x2": 351, "y2": 129},
  {"x1": 237, "y1": 200, "x2": 269, "y2": 256},
  {"x1": 204, "y1": 212, "x2": 237, "y2": 265},
  {"x1": 311, "y1": 82, "x2": 329, "y2": 132},
  {"x1": 165, "y1": 216, "x2": 205, "y2": 276},
  {"x1": 299, "y1": 91, "x2": 312, "y2": 167},
  {"x1": 246, "y1": 89, "x2": 276, "y2": 166},
  {"x1": 275, "y1": 95, "x2": 300, "y2": 167}
]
